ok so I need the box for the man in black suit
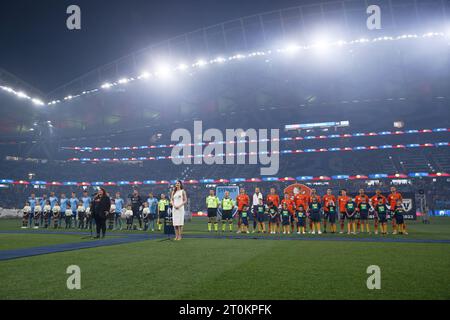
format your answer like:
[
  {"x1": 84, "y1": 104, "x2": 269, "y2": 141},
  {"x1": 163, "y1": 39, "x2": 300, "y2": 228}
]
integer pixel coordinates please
[{"x1": 129, "y1": 189, "x2": 143, "y2": 230}]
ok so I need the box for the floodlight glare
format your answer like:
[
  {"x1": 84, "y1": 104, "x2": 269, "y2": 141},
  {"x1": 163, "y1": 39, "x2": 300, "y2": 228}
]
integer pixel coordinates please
[
  {"x1": 101, "y1": 83, "x2": 113, "y2": 89},
  {"x1": 177, "y1": 63, "x2": 189, "y2": 71},
  {"x1": 16, "y1": 92, "x2": 27, "y2": 98},
  {"x1": 284, "y1": 43, "x2": 301, "y2": 54},
  {"x1": 155, "y1": 64, "x2": 172, "y2": 78},
  {"x1": 138, "y1": 71, "x2": 150, "y2": 80}
]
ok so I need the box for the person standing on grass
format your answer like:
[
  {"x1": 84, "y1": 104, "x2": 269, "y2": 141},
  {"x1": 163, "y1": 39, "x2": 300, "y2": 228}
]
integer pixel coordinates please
[
  {"x1": 345, "y1": 198, "x2": 357, "y2": 235},
  {"x1": 91, "y1": 187, "x2": 111, "y2": 239},
  {"x1": 358, "y1": 197, "x2": 370, "y2": 234},
  {"x1": 49, "y1": 192, "x2": 58, "y2": 227},
  {"x1": 81, "y1": 191, "x2": 92, "y2": 229},
  {"x1": 171, "y1": 180, "x2": 188, "y2": 241},
  {"x1": 251, "y1": 187, "x2": 263, "y2": 233},
  {"x1": 70, "y1": 192, "x2": 79, "y2": 229},
  {"x1": 375, "y1": 198, "x2": 388, "y2": 235},
  {"x1": 220, "y1": 191, "x2": 235, "y2": 232},
  {"x1": 129, "y1": 189, "x2": 143, "y2": 230},
  {"x1": 294, "y1": 191, "x2": 308, "y2": 233},
  {"x1": 28, "y1": 193, "x2": 37, "y2": 228},
  {"x1": 308, "y1": 189, "x2": 321, "y2": 233},
  {"x1": 206, "y1": 189, "x2": 220, "y2": 232},
  {"x1": 370, "y1": 189, "x2": 386, "y2": 235},
  {"x1": 147, "y1": 192, "x2": 158, "y2": 232},
  {"x1": 388, "y1": 186, "x2": 403, "y2": 234},
  {"x1": 235, "y1": 188, "x2": 250, "y2": 233},
  {"x1": 157, "y1": 194, "x2": 169, "y2": 231},
  {"x1": 326, "y1": 200, "x2": 338, "y2": 234},
  {"x1": 308, "y1": 196, "x2": 322, "y2": 235},
  {"x1": 322, "y1": 188, "x2": 336, "y2": 234},
  {"x1": 338, "y1": 189, "x2": 350, "y2": 234},
  {"x1": 39, "y1": 194, "x2": 47, "y2": 226},
  {"x1": 393, "y1": 199, "x2": 408, "y2": 235},
  {"x1": 266, "y1": 188, "x2": 280, "y2": 234},
  {"x1": 355, "y1": 189, "x2": 369, "y2": 233},
  {"x1": 114, "y1": 192, "x2": 124, "y2": 230},
  {"x1": 60, "y1": 193, "x2": 69, "y2": 228}
]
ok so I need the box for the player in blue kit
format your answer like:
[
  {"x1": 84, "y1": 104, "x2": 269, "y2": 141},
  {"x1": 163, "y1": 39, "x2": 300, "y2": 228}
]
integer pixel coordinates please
[
  {"x1": 114, "y1": 192, "x2": 124, "y2": 230},
  {"x1": 60, "y1": 193, "x2": 69, "y2": 228},
  {"x1": 49, "y1": 192, "x2": 58, "y2": 227},
  {"x1": 70, "y1": 192, "x2": 79, "y2": 229},
  {"x1": 147, "y1": 192, "x2": 158, "y2": 232},
  {"x1": 28, "y1": 193, "x2": 37, "y2": 228},
  {"x1": 81, "y1": 191, "x2": 92, "y2": 230},
  {"x1": 39, "y1": 194, "x2": 47, "y2": 226}
]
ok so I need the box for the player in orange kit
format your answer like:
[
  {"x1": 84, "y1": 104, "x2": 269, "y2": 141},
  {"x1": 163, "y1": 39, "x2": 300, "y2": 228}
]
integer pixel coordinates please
[
  {"x1": 338, "y1": 189, "x2": 350, "y2": 234},
  {"x1": 388, "y1": 186, "x2": 403, "y2": 234},
  {"x1": 322, "y1": 188, "x2": 336, "y2": 234},
  {"x1": 294, "y1": 191, "x2": 309, "y2": 232},
  {"x1": 355, "y1": 189, "x2": 369, "y2": 233},
  {"x1": 235, "y1": 188, "x2": 250, "y2": 234},
  {"x1": 282, "y1": 193, "x2": 295, "y2": 233},
  {"x1": 370, "y1": 189, "x2": 387, "y2": 235},
  {"x1": 266, "y1": 188, "x2": 280, "y2": 233}
]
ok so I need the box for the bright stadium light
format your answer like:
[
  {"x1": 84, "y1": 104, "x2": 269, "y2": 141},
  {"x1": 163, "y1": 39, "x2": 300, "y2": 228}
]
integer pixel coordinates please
[
  {"x1": 194, "y1": 59, "x2": 207, "y2": 67},
  {"x1": 31, "y1": 98, "x2": 44, "y2": 106},
  {"x1": 137, "y1": 71, "x2": 150, "y2": 80},
  {"x1": 177, "y1": 63, "x2": 189, "y2": 71},
  {"x1": 118, "y1": 78, "x2": 129, "y2": 84},
  {"x1": 155, "y1": 64, "x2": 172, "y2": 79},
  {"x1": 283, "y1": 43, "x2": 301, "y2": 54},
  {"x1": 101, "y1": 83, "x2": 113, "y2": 89}
]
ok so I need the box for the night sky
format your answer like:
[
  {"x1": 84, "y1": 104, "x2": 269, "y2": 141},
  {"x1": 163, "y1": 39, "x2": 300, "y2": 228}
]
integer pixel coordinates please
[{"x1": 0, "y1": 0, "x2": 320, "y2": 93}]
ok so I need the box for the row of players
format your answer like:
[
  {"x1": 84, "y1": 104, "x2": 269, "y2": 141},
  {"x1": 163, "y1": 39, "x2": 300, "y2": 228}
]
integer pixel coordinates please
[
  {"x1": 205, "y1": 186, "x2": 408, "y2": 235},
  {"x1": 21, "y1": 190, "x2": 170, "y2": 231}
]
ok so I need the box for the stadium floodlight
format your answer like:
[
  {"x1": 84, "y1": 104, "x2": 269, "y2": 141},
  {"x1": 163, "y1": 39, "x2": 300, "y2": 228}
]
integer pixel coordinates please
[
  {"x1": 283, "y1": 43, "x2": 301, "y2": 54},
  {"x1": 155, "y1": 64, "x2": 172, "y2": 79},
  {"x1": 31, "y1": 98, "x2": 44, "y2": 106},
  {"x1": 137, "y1": 71, "x2": 151, "y2": 80},
  {"x1": 16, "y1": 91, "x2": 27, "y2": 98},
  {"x1": 118, "y1": 78, "x2": 129, "y2": 84},
  {"x1": 214, "y1": 57, "x2": 226, "y2": 63},
  {"x1": 177, "y1": 63, "x2": 189, "y2": 71},
  {"x1": 101, "y1": 82, "x2": 113, "y2": 89},
  {"x1": 193, "y1": 59, "x2": 207, "y2": 67}
]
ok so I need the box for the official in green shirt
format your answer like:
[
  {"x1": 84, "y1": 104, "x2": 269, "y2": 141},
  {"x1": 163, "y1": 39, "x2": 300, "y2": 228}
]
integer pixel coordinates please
[
  {"x1": 157, "y1": 194, "x2": 169, "y2": 231},
  {"x1": 206, "y1": 190, "x2": 220, "y2": 232},
  {"x1": 220, "y1": 191, "x2": 235, "y2": 232}
]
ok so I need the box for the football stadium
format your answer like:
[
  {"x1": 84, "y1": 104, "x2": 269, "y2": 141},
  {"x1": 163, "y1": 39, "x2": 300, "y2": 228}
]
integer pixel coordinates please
[{"x1": 1, "y1": 0, "x2": 450, "y2": 304}]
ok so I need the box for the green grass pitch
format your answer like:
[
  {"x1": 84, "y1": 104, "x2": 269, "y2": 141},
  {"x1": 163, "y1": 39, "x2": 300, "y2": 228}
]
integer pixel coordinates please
[{"x1": 0, "y1": 217, "x2": 449, "y2": 300}]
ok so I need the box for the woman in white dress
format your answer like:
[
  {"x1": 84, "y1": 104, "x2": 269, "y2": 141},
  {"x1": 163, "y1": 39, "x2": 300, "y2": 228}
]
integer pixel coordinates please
[{"x1": 171, "y1": 180, "x2": 188, "y2": 240}]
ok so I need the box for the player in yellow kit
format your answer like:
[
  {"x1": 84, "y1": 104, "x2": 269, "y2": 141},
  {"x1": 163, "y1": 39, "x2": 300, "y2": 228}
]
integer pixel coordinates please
[{"x1": 206, "y1": 190, "x2": 220, "y2": 232}]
